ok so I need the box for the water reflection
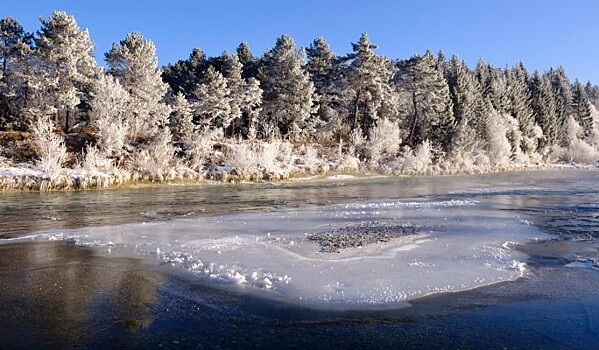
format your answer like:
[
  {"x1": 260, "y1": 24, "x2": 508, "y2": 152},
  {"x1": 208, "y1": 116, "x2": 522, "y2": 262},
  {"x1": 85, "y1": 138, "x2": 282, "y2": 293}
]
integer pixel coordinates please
[{"x1": 0, "y1": 241, "x2": 161, "y2": 348}]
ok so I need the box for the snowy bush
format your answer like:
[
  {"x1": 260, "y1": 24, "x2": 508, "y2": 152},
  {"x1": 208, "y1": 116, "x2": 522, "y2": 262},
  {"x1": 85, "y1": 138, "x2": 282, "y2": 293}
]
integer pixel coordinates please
[
  {"x1": 32, "y1": 117, "x2": 69, "y2": 177},
  {"x1": 225, "y1": 142, "x2": 257, "y2": 177},
  {"x1": 401, "y1": 140, "x2": 433, "y2": 174},
  {"x1": 81, "y1": 145, "x2": 114, "y2": 173},
  {"x1": 132, "y1": 129, "x2": 175, "y2": 180},
  {"x1": 367, "y1": 118, "x2": 401, "y2": 166},
  {"x1": 486, "y1": 112, "x2": 512, "y2": 167},
  {"x1": 187, "y1": 128, "x2": 223, "y2": 170},
  {"x1": 255, "y1": 141, "x2": 279, "y2": 172}
]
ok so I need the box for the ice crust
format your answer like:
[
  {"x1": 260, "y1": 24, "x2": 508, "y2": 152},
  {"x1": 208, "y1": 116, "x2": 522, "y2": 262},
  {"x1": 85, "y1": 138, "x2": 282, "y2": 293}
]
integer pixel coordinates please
[{"x1": 13, "y1": 197, "x2": 547, "y2": 306}]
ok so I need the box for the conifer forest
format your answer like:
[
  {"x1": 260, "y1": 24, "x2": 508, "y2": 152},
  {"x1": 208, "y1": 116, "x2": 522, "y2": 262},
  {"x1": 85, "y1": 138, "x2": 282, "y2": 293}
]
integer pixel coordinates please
[{"x1": 1, "y1": 11, "x2": 598, "y2": 190}]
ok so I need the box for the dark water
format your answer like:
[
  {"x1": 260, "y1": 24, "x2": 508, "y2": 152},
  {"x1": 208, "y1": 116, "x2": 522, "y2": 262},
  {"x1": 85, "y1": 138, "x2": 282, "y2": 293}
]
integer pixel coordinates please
[{"x1": 1, "y1": 169, "x2": 599, "y2": 349}]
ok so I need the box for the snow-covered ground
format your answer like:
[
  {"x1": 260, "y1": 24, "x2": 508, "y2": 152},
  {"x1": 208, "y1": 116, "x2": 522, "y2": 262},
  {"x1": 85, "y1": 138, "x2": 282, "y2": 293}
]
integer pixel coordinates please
[{"x1": 8, "y1": 195, "x2": 548, "y2": 309}]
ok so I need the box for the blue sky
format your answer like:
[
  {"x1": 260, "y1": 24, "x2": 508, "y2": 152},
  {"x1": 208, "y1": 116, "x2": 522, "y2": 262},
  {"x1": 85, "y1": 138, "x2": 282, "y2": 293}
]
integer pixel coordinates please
[{"x1": 2, "y1": 0, "x2": 598, "y2": 83}]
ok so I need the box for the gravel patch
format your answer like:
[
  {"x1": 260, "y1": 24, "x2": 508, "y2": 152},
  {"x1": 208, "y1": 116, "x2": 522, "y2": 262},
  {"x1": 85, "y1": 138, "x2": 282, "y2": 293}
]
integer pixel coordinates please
[{"x1": 306, "y1": 221, "x2": 419, "y2": 253}]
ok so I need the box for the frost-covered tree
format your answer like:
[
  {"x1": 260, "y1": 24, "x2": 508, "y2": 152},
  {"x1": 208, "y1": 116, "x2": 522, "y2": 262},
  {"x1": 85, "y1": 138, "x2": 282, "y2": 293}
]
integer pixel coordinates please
[
  {"x1": 168, "y1": 92, "x2": 194, "y2": 142},
  {"x1": 548, "y1": 66, "x2": 573, "y2": 142},
  {"x1": 571, "y1": 79, "x2": 592, "y2": 136},
  {"x1": 236, "y1": 41, "x2": 258, "y2": 79},
  {"x1": 260, "y1": 35, "x2": 317, "y2": 141},
  {"x1": 346, "y1": 33, "x2": 398, "y2": 134},
  {"x1": 105, "y1": 32, "x2": 170, "y2": 141},
  {"x1": 162, "y1": 48, "x2": 209, "y2": 97},
  {"x1": 584, "y1": 81, "x2": 599, "y2": 109},
  {"x1": 529, "y1": 71, "x2": 558, "y2": 147},
  {"x1": 446, "y1": 55, "x2": 488, "y2": 151},
  {"x1": 0, "y1": 17, "x2": 34, "y2": 129},
  {"x1": 506, "y1": 63, "x2": 538, "y2": 153},
  {"x1": 306, "y1": 37, "x2": 343, "y2": 140},
  {"x1": 240, "y1": 77, "x2": 263, "y2": 139},
  {"x1": 36, "y1": 11, "x2": 100, "y2": 131},
  {"x1": 89, "y1": 73, "x2": 129, "y2": 157},
  {"x1": 193, "y1": 65, "x2": 231, "y2": 132},
  {"x1": 221, "y1": 53, "x2": 245, "y2": 136},
  {"x1": 396, "y1": 51, "x2": 453, "y2": 147}
]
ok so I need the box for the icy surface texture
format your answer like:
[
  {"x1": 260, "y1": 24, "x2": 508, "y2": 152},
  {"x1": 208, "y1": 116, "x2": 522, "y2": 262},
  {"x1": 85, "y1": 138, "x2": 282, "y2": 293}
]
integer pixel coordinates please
[{"x1": 18, "y1": 196, "x2": 547, "y2": 307}]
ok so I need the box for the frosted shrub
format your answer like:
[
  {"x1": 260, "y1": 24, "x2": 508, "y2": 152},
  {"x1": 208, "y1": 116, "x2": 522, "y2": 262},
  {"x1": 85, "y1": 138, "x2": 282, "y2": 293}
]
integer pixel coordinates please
[
  {"x1": 401, "y1": 140, "x2": 433, "y2": 174},
  {"x1": 225, "y1": 142, "x2": 257, "y2": 177},
  {"x1": 255, "y1": 141, "x2": 279, "y2": 172},
  {"x1": 81, "y1": 145, "x2": 114, "y2": 173},
  {"x1": 486, "y1": 112, "x2": 512, "y2": 167},
  {"x1": 554, "y1": 116, "x2": 599, "y2": 164},
  {"x1": 367, "y1": 118, "x2": 400, "y2": 166},
  {"x1": 32, "y1": 117, "x2": 68, "y2": 178},
  {"x1": 133, "y1": 129, "x2": 175, "y2": 180},
  {"x1": 188, "y1": 128, "x2": 223, "y2": 170},
  {"x1": 348, "y1": 126, "x2": 365, "y2": 157}
]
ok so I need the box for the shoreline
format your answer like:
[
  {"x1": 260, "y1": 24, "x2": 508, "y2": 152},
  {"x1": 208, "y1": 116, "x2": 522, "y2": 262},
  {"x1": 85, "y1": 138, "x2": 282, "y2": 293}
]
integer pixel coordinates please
[{"x1": 1, "y1": 160, "x2": 596, "y2": 192}]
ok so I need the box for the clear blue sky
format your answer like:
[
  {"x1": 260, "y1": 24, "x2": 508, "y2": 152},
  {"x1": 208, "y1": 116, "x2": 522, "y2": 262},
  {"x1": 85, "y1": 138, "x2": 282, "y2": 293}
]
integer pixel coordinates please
[{"x1": 2, "y1": 0, "x2": 598, "y2": 83}]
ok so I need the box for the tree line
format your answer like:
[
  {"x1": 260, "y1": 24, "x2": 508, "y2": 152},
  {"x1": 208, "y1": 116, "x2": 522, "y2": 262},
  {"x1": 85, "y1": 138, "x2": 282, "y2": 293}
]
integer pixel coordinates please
[{"x1": 1, "y1": 11, "x2": 598, "y2": 177}]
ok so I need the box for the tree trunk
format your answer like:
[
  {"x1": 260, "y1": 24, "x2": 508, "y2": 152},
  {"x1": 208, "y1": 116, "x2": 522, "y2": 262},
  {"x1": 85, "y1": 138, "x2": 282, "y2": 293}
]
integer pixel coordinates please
[
  {"x1": 408, "y1": 90, "x2": 418, "y2": 146},
  {"x1": 54, "y1": 64, "x2": 60, "y2": 130},
  {"x1": 353, "y1": 87, "x2": 361, "y2": 130}
]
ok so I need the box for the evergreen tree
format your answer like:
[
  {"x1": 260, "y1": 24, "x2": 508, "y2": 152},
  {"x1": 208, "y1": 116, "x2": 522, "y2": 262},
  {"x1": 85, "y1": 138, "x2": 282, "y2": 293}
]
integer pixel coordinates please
[
  {"x1": 193, "y1": 65, "x2": 231, "y2": 131},
  {"x1": 346, "y1": 33, "x2": 398, "y2": 134},
  {"x1": 168, "y1": 92, "x2": 194, "y2": 142},
  {"x1": 105, "y1": 32, "x2": 170, "y2": 141},
  {"x1": 89, "y1": 73, "x2": 130, "y2": 157},
  {"x1": 162, "y1": 48, "x2": 208, "y2": 97},
  {"x1": 529, "y1": 71, "x2": 558, "y2": 147},
  {"x1": 36, "y1": 11, "x2": 100, "y2": 131},
  {"x1": 260, "y1": 35, "x2": 317, "y2": 141},
  {"x1": 236, "y1": 41, "x2": 258, "y2": 79},
  {"x1": 446, "y1": 55, "x2": 488, "y2": 151},
  {"x1": 241, "y1": 77, "x2": 263, "y2": 139},
  {"x1": 506, "y1": 63, "x2": 537, "y2": 152},
  {"x1": 584, "y1": 81, "x2": 599, "y2": 108},
  {"x1": 306, "y1": 36, "x2": 342, "y2": 140},
  {"x1": 0, "y1": 17, "x2": 33, "y2": 129},
  {"x1": 548, "y1": 66, "x2": 573, "y2": 143},
  {"x1": 396, "y1": 51, "x2": 453, "y2": 147},
  {"x1": 571, "y1": 79, "x2": 592, "y2": 136},
  {"x1": 221, "y1": 53, "x2": 244, "y2": 136}
]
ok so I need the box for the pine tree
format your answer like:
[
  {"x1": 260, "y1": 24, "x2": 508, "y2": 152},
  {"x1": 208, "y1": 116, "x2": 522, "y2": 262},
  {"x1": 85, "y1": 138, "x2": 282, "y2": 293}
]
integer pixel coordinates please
[
  {"x1": 346, "y1": 33, "x2": 398, "y2": 135},
  {"x1": 584, "y1": 81, "x2": 599, "y2": 108},
  {"x1": 193, "y1": 65, "x2": 231, "y2": 131},
  {"x1": 236, "y1": 41, "x2": 258, "y2": 79},
  {"x1": 529, "y1": 71, "x2": 558, "y2": 147},
  {"x1": 571, "y1": 79, "x2": 592, "y2": 136},
  {"x1": 162, "y1": 48, "x2": 208, "y2": 97},
  {"x1": 169, "y1": 92, "x2": 194, "y2": 142},
  {"x1": 396, "y1": 51, "x2": 453, "y2": 147},
  {"x1": 89, "y1": 73, "x2": 129, "y2": 157},
  {"x1": 105, "y1": 32, "x2": 170, "y2": 141},
  {"x1": 260, "y1": 35, "x2": 317, "y2": 141},
  {"x1": 446, "y1": 55, "x2": 488, "y2": 151},
  {"x1": 548, "y1": 66, "x2": 573, "y2": 143},
  {"x1": 0, "y1": 17, "x2": 33, "y2": 129},
  {"x1": 221, "y1": 53, "x2": 244, "y2": 136},
  {"x1": 306, "y1": 36, "x2": 342, "y2": 140},
  {"x1": 506, "y1": 63, "x2": 537, "y2": 153},
  {"x1": 36, "y1": 11, "x2": 100, "y2": 131}
]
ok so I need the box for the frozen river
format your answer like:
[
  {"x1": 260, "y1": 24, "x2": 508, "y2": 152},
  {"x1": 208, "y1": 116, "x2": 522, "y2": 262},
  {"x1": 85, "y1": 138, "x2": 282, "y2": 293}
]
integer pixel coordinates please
[{"x1": 1, "y1": 169, "x2": 599, "y2": 348}]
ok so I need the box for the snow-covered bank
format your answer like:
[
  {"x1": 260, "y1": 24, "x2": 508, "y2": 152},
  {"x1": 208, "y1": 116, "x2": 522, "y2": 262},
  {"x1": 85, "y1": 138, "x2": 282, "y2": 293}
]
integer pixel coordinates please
[{"x1": 7, "y1": 195, "x2": 548, "y2": 308}]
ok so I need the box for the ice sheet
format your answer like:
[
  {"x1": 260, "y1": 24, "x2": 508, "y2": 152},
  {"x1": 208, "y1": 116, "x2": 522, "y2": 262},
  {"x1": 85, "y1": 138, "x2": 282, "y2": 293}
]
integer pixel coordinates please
[{"x1": 14, "y1": 197, "x2": 548, "y2": 307}]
